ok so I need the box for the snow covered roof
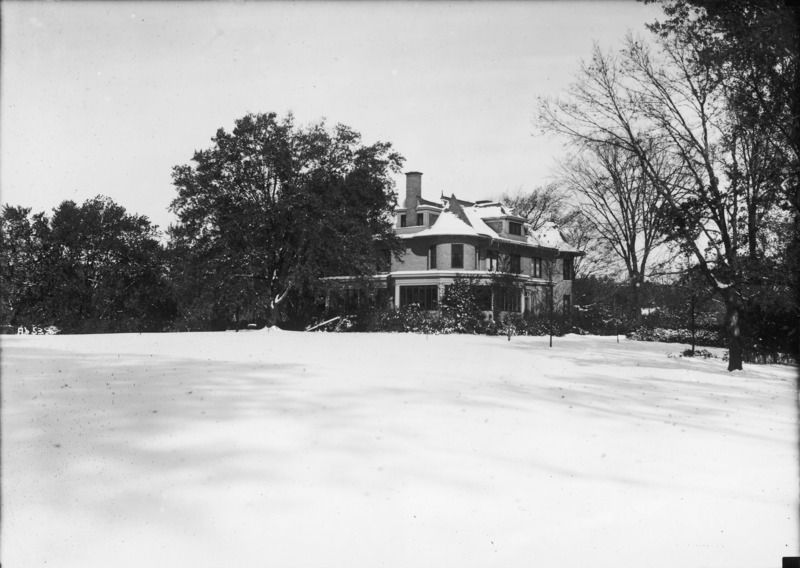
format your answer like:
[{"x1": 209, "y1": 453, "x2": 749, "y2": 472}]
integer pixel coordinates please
[
  {"x1": 399, "y1": 193, "x2": 580, "y2": 254},
  {"x1": 408, "y1": 210, "x2": 482, "y2": 237},
  {"x1": 530, "y1": 221, "x2": 582, "y2": 253}
]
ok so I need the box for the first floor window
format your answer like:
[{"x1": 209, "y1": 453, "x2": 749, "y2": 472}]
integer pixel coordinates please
[
  {"x1": 474, "y1": 286, "x2": 492, "y2": 311},
  {"x1": 532, "y1": 257, "x2": 542, "y2": 278},
  {"x1": 499, "y1": 288, "x2": 521, "y2": 312},
  {"x1": 563, "y1": 294, "x2": 572, "y2": 313},
  {"x1": 451, "y1": 244, "x2": 464, "y2": 268},
  {"x1": 400, "y1": 285, "x2": 439, "y2": 310}
]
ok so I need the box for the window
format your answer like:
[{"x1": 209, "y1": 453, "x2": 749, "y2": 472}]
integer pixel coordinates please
[
  {"x1": 332, "y1": 288, "x2": 365, "y2": 313},
  {"x1": 451, "y1": 244, "x2": 463, "y2": 268},
  {"x1": 499, "y1": 288, "x2": 521, "y2": 312},
  {"x1": 474, "y1": 286, "x2": 492, "y2": 311},
  {"x1": 563, "y1": 294, "x2": 572, "y2": 313},
  {"x1": 508, "y1": 222, "x2": 522, "y2": 236},
  {"x1": 510, "y1": 254, "x2": 521, "y2": 274},
  {"x1": 400, "y1": 214, "x2": 407, "y2": 228},
  {"x1": 563, "y1": 257, "x2": 573, "y2": 280},
  {"x1": 486, "y1": 250, "x2": 498, "y2": 272},
  {"x1": 532, "y1": 257, "x2": 542, "y2": 278},
  {"x1": 417, "y1": 213, "x2": 424, "y2": 226},
  {"x1": 429, "y1": 245, "x2": 437, "y2": 269},
  {"x1": 400, "y1": 285, "x2": 439, "y2": 310}
]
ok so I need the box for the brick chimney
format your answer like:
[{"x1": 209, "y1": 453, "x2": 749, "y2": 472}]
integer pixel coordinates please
[{"x1": 405, "y1": 171, "x2": 422, "y2": 209}]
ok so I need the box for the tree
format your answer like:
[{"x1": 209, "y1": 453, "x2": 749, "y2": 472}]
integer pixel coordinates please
[
  {"x1": 559, "y1": 140, "x2": 684, "y2": 324},
  {"x1": 0, "y1": 206, "x2": 53, "y2": 328},
  {"x1": 0, "y1": 197, "x2": 174, "y2": 332},
  {"x1": 643, "y1": 0, "x2": 799, "y2": 361},
  {"x1": 168, "y1": 112, "x2": 404, "y2": 328},
  {"x1": 537, "y1": 28, "x2": 793, "y2": 370},
  {"x1": 501, "y1": 183, "x2": 573, "y2": 232}
]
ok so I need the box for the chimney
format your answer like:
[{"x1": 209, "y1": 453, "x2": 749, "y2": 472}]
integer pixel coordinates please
[{"x1": 405, "y1": 171, "x2": 422, "y2": 209}]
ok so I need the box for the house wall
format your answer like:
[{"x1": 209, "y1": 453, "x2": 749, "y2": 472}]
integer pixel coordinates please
[{"x1": 393, "y1": 237, "x2": 480, "y2": 272}]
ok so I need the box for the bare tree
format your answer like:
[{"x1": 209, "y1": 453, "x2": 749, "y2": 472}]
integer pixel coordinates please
[
  {"x1": 501, "y1": 183, "x2": 571, "y2": 231},
  {"x1": 559, "y1": 140, "x2": 683, "y2": 324},
  {"x1": 537, "y1": 33, "x2": 780, "y2": 370}
]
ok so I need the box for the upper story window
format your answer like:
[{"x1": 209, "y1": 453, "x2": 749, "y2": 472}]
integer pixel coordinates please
[
  {"x1": 429, "y1": 245, "x2": 437, "y2": 269},
  {"x1": 451, "y1": 244, "x2": 464, "y2": 269},
  {"x1": 532, "y1": 257, "x2": 542, "y2": 278},
  {"x1": 508, "y1": 222, "x2": 522, "y2": 236},
  {"x1": 400, "y1": 214, "x2": 407, "y2": 228},
  {"x1": 563, "y1": 257, "x2": 573, "y2": 280},
  {"x1": 510, "y1": 254, "x2": 521, "y2": 274},
  {"x1": 417, "y1": 213, "x2": 424, "y2": 226}
]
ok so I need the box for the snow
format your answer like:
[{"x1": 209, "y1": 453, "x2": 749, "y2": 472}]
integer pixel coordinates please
[
  {"x1": 411, "y1": 210, "x2": 482, "y2": 237},
  {"x1": 3, "y1": 332, "x2": 797, "y2": 567},
  {"x1": 531, "y1": 220, "x2": 581, "y2": 252}
]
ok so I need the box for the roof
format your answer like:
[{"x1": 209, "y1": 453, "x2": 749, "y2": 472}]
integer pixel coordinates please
[
  {"x1": 399, "y1": 192, "x2": 581, "y2": 254},
  {"x1": 530, "y1": 221, "x2": 582, "y2": 253}
]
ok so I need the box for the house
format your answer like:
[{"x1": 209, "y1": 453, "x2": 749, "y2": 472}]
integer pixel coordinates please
[{"x1": 331, "y1": 171, "x2": 583, "y2": 316}]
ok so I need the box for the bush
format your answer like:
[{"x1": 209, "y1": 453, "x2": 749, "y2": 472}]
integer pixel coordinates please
[
  {"x1": 374, "y1": 304, "x2": 440, "y2": 334},
  {"x1": 626, "y1": 326, "x2": 725, "y2": 347}
]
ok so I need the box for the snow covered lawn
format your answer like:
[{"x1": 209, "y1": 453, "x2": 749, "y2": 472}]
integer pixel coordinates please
[{"x1": 3, "y1": 331, "x2": 797, "y2": 567}]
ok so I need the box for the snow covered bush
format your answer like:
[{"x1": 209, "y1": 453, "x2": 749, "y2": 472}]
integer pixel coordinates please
[
  {"x1": 438, "y1": 276, "x2": 487, "y2": 334},
  {"x1": 375, "y1": 305, "x2": 440, "y2": 334},
  {"x1": 626, "y1": 326, "x2": 724, "y2": 347}
]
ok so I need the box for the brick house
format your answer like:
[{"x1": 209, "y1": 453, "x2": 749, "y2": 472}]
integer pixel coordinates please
[{"x1": 330, "y1": 171, "x2": 582, "y2": 316}]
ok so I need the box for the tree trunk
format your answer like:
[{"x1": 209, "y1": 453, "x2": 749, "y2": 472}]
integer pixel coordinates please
[
  {"x1": 266, "y1": 307, "x2": 280, "y2": 328},
  {"x1": 723, "y1": 291, "x2": 744, "y2": 372},
  {"x1": 630, "y1": 278, "x2": 642, "y2": 327}
]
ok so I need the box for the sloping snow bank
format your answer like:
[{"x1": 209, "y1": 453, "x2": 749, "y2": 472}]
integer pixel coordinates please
[{"x1": 3, "y1": 332, "x2": 797, "y2": 568}]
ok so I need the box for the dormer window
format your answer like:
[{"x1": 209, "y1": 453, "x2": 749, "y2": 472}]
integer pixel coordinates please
[
  {"x1": 417, "y1": 213, "x2": 424, "y2": 226},
  {"x1": 400, "y1": 214, "x2": 406, "y2": 228},
  {"x1": 508, "y1": 222, "x2": 522, "y2": 236}
]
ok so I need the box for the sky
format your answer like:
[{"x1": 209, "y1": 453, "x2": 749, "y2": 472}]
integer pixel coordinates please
[{"x1": 1, "y1": 1, "x2": 664, "y2": 232}]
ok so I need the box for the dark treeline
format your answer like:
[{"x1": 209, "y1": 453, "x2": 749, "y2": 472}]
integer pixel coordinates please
[
  {"x1": 1, "y1": 197, "x2": 176, "y2": 334},
  {"x1": 2, "y1": 112, "x2": 402, "y2": 335}
]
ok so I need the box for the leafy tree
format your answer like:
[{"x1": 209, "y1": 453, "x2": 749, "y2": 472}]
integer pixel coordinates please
[
  {"x1": 0, "y1": 206, "x2": 53, "y2": 328},
  {"x1": 168, "y1": 112, "x2": 404, "y2": 328},
  {"x1": 0, "y1": 197, "x2": 174, "y2": 332}
]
